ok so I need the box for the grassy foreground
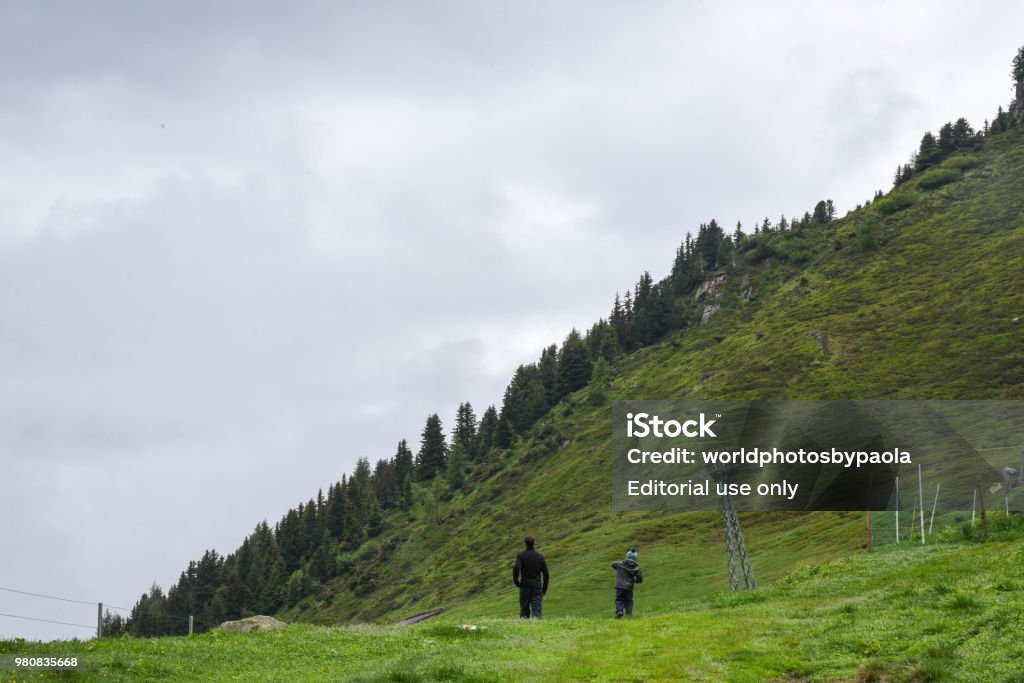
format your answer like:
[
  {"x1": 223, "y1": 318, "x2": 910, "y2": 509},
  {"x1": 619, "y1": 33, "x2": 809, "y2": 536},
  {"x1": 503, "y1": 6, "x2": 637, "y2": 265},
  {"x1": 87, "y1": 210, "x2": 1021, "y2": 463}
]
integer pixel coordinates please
[{"x1": 6, "y1": 530, "x2": 1024, "y2": 682}]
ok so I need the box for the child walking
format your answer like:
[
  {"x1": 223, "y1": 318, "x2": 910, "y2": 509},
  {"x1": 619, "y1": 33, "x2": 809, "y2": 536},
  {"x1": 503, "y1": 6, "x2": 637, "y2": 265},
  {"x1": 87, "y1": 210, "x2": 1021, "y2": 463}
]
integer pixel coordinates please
[{"x1": 611, "y1": 547, "x2": 643, "y2": 618}]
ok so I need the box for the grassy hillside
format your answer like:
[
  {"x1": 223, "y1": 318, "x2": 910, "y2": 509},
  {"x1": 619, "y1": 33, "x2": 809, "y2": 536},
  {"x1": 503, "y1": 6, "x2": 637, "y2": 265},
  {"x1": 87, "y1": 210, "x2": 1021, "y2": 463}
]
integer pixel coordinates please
[
  {"x1": 5, "y1": 90, "x2": 1024, "y2": 683},
  {"x1": 8, "y1": 527, "x2": 1024, "y2": 681},
  {"x1": 276, "y1": 123, "x2": 1024, "y2": 627}
]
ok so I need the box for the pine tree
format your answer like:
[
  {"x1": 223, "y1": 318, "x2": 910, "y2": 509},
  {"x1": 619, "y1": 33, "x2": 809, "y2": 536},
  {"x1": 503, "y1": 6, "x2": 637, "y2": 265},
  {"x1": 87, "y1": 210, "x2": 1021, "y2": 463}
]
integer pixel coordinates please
[
  {"x1": 372, "y1": 458, "x2": 396, "y2": 509},
  {"x1": 556, "y1": 329, "x2": 593, "y2": 398},
  {"x1": 588, "y1": 357, "x2": 611, "y2": 406},
  {"x1": 352, "y1": 457, "x2": 371, "y2": 492},
  {"x1": 951, "y1": 117, "x2": 975, "y2": 149},
  {"x1": 452, "y1": 402, "x2": 477, "y2": 457},
  {"x1": 694, "y1": 220, "x2": 724, "y2": 271},
  {"x1": 916, "y1": 132, "x2": 940, "y2": 169},
  {"x1": 938, "y1": 121, "x2": 955, "y2": 154},
  {"x1": 300, "y1": 497, "x2": 318, "y2": 559},
  {"x1": 537, "y1": 345, "x2": 559, "y2": 405},
  {"x1": 365, "y1": 494, "x2": 383, "y2": 537},
  {"x1": 393, "y1": 439, "x2": 414, "y2": 486},
  {"x1": 327, "y1": 480, "x2": 346, "y2": 540},
  {"x1": 812, "y1": 200, "x2": 829, "y2": 224},
  {"x1": 628, "y1": 273, "x2": 655, "y2": 346},
  {"x1": 308, "y1": 545, "x2": 333, "y2": 581},
  {"x1": 415, "y1": 414, "x2": 448, "y2": 480},
  {"x1": 609, "y1": 293, "x2": 628, "y2": 346},
  {"x1": 446, "y1": 443, "x2": 468, "y2": 493},
  {"x1": 597, "y1": 322, "x2": 623, "y2": 362},
  {"x1": 342, "y1": 489, "x2": 363, "y2": 549},
  {"x1": 501, "y1": 364, "x2": 548, "y2": 433},
  {"x1": 476, "y1": 406, "x2": 499, "y2": 456},
  {"x1": 494, "y1": 416, "x2": 513, "y2": 449}
]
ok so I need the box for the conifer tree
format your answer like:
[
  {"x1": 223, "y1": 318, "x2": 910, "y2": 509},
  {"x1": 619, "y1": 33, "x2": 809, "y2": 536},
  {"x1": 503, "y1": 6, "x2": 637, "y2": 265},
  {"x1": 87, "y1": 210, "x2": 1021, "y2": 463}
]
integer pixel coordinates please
[
  {"x1": 326, "y1": 480, "x2": 346, "y2": 540},
  {"x1": 416, "y1": 414, "x2": 448, "y2": 480},
  {"x1": 341, "y1": 490, "x2": 363, "y2": 549},
  {"x1": 365, "y1": 495, "x2": 383, "y2": 537},
  {"x1": 494, "y1": 416, "x2": 514, "y2": 449},
  {"x1": 446, "y1": 443, "x2": 468, "y2": 493},
  {"x1": 308, "y1": 545, "x2": 333, "y2": 581},
  {"x1": 372, "y1": 458, "x2": 396, "y2": 509},
  {"x1": 452, "y1": 402, "x2": 478, "y2": 456},
  {"x1": 597, "y1": 322, "x2": 622, "y2": 362},
  {"x1": 951, "y1": 117, "x2": 975, "y2": 149},
  {"x1": 476, "y1": 406, "x2": 499, "y2": 455},
  {"x1": 300, "y1": 497, "x2": 318, "y2": 559},
  {"x1": 996, "y1": 106, "x2": 1008, "y2": 133},
  {"x1": 556, "y1": 329, "x2": 593, "y2": 398},
  {"x1": 393, "y1": 439, "x2": 414, "y2": 486},
  {"x1": 537, "y1": 345, "x2": 559, "y2": 405},
  {"x1": 694, "y1": 221, "x2": 724, "y2": 270},
  {"x1": 588, "y1": 357, "x2": 611, "y2": 406},
  {"x1": 609, "y1": 293, "x2": 627, "y2": 344},
  {"x1": 812, "y1": 200, "x2": 829, "y2": 224},
  {"x1": 501, "y1": 364, "x2": 548, "y2": 432},
  {"x1": 938, "y1": 121, "x2": 955, "y2": 154},
  {"x1": 916, "y1": 132, "x2": 940, "y2": 169}
]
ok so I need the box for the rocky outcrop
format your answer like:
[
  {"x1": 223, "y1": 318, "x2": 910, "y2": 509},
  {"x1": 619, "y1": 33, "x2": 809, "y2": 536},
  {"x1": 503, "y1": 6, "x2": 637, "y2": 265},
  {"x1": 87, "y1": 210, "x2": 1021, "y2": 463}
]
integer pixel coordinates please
[
  {"x1": 740, "y1": 274, "x2": 754, "y2": 301},
  {"x1": 1011, "y1": 67, "x2": 1024, "y2": 120},
  {"x1": 219, "y1": 615, "x2": 288, "y2": 632},
  {"x1": 700, "y1": 298, "x2": 722, "y2": 327},
  {"x1": 695, "y1": 274, "x2": 727, "y2": 326},
  {"x1": 804, "y1": 330, "x2": 830, "y2": 359},
  {"x1": 693, "y1": 274, "x2": 727, "y2": 303}
]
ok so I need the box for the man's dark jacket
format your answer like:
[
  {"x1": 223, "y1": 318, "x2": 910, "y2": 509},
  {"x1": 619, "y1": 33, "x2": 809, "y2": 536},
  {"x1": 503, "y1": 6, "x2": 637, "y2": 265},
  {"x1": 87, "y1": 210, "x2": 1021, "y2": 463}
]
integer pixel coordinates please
[
  {"x1": 612, "y1": 559, "x2": 643, "y2": 590},
  {"x1": 513, "y1": 548, "x2": 549, "y2": 593}
]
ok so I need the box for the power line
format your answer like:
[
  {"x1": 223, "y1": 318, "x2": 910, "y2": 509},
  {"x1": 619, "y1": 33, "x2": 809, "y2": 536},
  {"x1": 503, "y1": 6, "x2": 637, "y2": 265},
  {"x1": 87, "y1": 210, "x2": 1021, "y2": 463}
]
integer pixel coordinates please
[
  {"x1": 0, "y1": 586, "x2": 131, "y2": 611},
  {"x1": 0, "y1": 586, "x2": 94, "y2": 606},
  {"x1": 105, "y1": 604, "x2": 132, "y2": 612},
  {"x1": 0, "y1": 612, "x2": 93, "y2": 629}
]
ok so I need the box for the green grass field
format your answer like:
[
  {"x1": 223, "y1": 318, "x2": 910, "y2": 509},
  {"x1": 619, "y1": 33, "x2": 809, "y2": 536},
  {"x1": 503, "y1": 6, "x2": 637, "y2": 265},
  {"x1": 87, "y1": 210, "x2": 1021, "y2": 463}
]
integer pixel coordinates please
[{"x1": 6, "y1": 524, "x2": 1024, "y2": 682}]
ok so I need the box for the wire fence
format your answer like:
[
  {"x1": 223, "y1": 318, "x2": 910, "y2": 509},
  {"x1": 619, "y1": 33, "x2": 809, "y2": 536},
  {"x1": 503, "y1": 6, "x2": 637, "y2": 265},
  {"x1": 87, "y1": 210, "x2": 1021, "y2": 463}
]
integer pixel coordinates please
[
  {"x1": 0, "y1": 585, "x2": 145, "y2": 638},
  {"x1": 0, "y1": 581, "x2": 200, "y2": 639},
  {"x1": 856, "y1": 446, "x2": 1024, "y2": 547}
]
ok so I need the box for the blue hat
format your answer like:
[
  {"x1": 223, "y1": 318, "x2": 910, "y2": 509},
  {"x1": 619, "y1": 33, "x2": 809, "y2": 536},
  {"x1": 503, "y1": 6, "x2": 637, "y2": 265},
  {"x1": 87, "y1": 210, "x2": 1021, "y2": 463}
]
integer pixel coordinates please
[{"x1": 626, "y1": 548, "x2": 638, "y2": 562}]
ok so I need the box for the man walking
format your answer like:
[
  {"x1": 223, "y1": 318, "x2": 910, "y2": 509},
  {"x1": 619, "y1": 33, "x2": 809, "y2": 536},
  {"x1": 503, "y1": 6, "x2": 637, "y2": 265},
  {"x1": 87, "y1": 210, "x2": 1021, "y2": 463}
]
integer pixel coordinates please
[
  {"x1": 611, "y1": 547, "x2": 643, "y2": 618},
  {"x1": 513, "y1": 535, "x2": 549, "y2": 619}
]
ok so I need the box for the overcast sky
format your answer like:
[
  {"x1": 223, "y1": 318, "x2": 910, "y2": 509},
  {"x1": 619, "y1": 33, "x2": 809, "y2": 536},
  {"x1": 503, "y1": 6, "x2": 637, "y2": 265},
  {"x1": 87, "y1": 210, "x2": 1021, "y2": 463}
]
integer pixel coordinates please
[{"x1": 2, "y1": 1, "x2": 1022, "y2": 640}]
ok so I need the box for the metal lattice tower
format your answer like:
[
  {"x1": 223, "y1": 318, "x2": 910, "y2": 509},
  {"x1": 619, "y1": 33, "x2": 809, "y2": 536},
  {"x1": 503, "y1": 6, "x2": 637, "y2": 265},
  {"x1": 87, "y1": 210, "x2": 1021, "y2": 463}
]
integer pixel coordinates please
[
  {"x1": 720, "y1": 492, "x2": 756, "y2": 591},
  {"x1": 708, "y1": 462, "x2": 756, "y2": 592}
]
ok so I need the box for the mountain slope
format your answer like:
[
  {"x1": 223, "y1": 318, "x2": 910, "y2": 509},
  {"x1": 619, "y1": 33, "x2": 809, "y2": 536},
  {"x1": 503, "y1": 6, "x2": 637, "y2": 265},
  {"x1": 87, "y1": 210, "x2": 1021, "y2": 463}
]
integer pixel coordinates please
[{"x1": 280, "y1": 122, "x2": 1024, "y2": 627}]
